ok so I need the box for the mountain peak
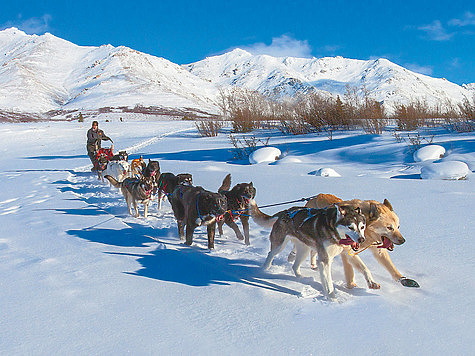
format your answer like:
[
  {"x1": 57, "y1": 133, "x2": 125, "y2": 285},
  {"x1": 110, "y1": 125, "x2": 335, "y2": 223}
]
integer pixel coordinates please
[{"x1": 0, "y1": 27, "x2": 28, "y2": 38}]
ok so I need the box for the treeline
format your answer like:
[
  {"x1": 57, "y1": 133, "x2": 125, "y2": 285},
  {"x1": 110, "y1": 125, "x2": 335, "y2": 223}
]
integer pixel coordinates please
[{"x1": 196, "y1": 87, "x2": 475, "y2": 136}]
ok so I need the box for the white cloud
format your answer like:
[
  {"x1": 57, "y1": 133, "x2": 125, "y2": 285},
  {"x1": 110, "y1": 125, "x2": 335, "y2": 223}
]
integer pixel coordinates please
[
  {"x1": 241, "y1": 35, "x2": 313, "y2": 58},
  {"x1": 448, "y1": 11, "x2": 475, "y2": 27},
  {"x1": 418, "y1": 20, "x2": 454, "y2": 41},
  {"x1": 405, "y1": 63, "x2": 434, "y2": 76},
  {"x1": 1, "y1": 14, "x2": 52, "y2": 34}
]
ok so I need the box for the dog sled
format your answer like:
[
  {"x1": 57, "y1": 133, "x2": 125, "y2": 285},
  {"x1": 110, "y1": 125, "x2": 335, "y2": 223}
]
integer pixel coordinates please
[{"x1": 93, "y1": 146, "x2": 114, "y2": 181}]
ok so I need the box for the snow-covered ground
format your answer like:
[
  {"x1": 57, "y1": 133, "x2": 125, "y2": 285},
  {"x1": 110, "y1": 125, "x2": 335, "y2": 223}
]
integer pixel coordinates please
[{"x1": 1, "y1": 118, "x2": 474, "y2": 355}]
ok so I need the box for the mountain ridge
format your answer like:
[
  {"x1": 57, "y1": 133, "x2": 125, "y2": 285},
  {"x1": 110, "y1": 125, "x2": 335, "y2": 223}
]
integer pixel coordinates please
[{"x1": 0, "y1": 28, "x2": 473, "y2": 117}]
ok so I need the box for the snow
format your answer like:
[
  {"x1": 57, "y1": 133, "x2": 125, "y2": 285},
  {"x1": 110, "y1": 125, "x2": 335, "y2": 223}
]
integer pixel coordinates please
[
  {"x1": 311, "y1": 167, "x2": 342, "y2": 177},
  {"x1": 421, "y1": 161, "x2": 470, "y2": 180},
  {"x1": 185, "y1": 48, "x2": 473, "y2": 114},
  {"x1": 0, "y1": 28, "x2": 473, "y2": 116},
  {"x1": 248, "y1": 146, "x2": 281, "y2": 164},
  {"x1": 413, "y1": 144, "x2": 446, "y2": 162},
  {"x1": 0, "y1": 118, "x2": 474, "y2": 354},
  {"x1": 273, "y1": 155, "x2": 303, "y2": 164},
  {"x1": 0, "y1": 28, "x2": 218, "y2": 113}
]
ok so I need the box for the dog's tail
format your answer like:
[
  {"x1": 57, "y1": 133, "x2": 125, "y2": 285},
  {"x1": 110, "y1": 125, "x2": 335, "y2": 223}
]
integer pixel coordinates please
[
  {"x1": 218, "y1": 173, "x2": 231, "y2": 193},
  {"x1": 104, "y1": 175, "x2": 121, "y2": 188},
  {"x1": 249, "y1": 200, "x2": 279, "y2": 228}
]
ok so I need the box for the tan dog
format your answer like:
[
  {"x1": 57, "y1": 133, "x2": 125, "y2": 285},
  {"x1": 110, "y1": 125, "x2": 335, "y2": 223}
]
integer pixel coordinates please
[
  {"x1": 302, "y1": 194, "x2": 418, "y2": 288},
  {"x1": 130, "y1": 156, "x2": 146, "y2": 178}
]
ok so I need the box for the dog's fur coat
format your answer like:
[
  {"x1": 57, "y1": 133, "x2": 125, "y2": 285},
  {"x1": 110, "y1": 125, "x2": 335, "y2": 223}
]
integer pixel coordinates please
[
  {"x1": 156, "y1": 172, "x2": 193, "y2": 210},
  {"x1": 105, "y1": 175, "x2": 154, "y2": 218},
  {"x1": 303, "y1": 194, "x2": 409, "y2": 288},
  {"x1": 130, "y1": 156, "x2": 146, "y2": 178},
  {"x1": 262, "y1": 204, "x2": 366, "y2": 300},
  {"x1": 217, "y1": 174, "x2": 256, "y2": 245},
  {"x1": 170, "y1": 185, "x2": 227, "y2": 249},
  {"x1": 104, "y1": 160, "x2": 130, "y2": 183}
]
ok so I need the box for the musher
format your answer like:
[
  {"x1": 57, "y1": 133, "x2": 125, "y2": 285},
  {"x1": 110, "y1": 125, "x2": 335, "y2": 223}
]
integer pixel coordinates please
[{"x1": 86, "y1": 120, "x2": 113, "y2": 170}]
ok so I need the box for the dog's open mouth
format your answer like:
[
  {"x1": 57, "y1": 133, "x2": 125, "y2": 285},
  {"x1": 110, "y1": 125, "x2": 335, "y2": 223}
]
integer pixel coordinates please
[
  {"x1": 339, "y1": 234, "x2": 360, "y2": 251},
  {"x1": 379, "y1": 236, "x2": 394, "y2": 251},
  {"x1": 241, "y1": 196, "x2": 251, "y2": 205}
]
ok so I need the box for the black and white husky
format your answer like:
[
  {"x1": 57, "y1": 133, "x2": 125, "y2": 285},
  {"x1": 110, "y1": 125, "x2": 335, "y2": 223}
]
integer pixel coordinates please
[{"x1": 261, "y1": 205, "x2": 366, "y2": 300}]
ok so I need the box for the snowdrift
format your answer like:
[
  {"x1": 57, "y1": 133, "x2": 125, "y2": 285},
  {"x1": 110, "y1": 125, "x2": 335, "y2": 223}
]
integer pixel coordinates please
[
  {"x1": 420, "y1": 161, "x2": 469, "y2": 180},
  {"x1": 414, "y1": 145, "x2": 445, "y2": 162},
  {"x1": 248, "y1": 147, "x2": 281, "y2": 164}
]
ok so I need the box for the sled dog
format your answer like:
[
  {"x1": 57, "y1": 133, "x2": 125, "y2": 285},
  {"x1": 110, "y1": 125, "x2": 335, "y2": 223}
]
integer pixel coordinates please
[
  {"x1": 104, "y1": 160, "x2": 130, "y2": 183},
  {"x1": 105, "y1": 175, "x2": 154, "y2": 218},
  {"x1": 217, "y1": 174, "x2": 256, "y2": 245},
  {"x1": 170, "y1": 185, "x2": 227, "y2": 249},
  {"x1": 262, "y1": 205, "x2": 366, "y2": 300},
  {"x1": 156, "y1": 172, "x2": 193, "y2": 210},
  {"x1": 130, "y1": 156, "x2": 146, "y2": 178},
  {"x1": 303, "y1": 194, "x2": 418, "y2": 288}
]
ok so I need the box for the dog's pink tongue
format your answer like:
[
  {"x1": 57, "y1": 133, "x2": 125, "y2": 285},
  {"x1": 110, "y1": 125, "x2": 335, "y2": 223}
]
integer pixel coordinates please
[
  {"x1": 379, "y1": 237, "x2": 394, "y2": 250},
  {"x1": 339, "y1": 235, "x2": 359, "y2": 250}
]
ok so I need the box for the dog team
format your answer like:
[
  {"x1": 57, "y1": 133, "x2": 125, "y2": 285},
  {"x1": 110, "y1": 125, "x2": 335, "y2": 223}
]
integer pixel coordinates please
[{"x1": 100, "y1": 152, "x2": 419, "y2": 301}]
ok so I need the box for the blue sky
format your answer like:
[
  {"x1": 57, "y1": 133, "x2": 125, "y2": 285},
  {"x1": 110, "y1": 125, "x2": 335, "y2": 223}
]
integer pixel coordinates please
[{"x1": 1, "y1": 0, "x2": 474, "y2": 84}]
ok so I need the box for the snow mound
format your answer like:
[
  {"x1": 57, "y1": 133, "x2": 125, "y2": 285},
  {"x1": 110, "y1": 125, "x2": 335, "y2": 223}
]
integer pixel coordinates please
[
  {"x1": 273, "y1": 155, "x2": 302, "y2": 164},
  {"x1": 441, "y1": 154, "x2": 475, "y2": 171},
  {"x1": 414, "y1": 145, "x2": 445, "y2": 162},
  {"x1": 249, "y1": 147, "x2": 281, "y2": 164},
  {"x1": 421, "y1": 161, "x2": 469, "y2": 180},
  {"x1": 311, "y1": 168, "x2": 342, "y2": 177}
]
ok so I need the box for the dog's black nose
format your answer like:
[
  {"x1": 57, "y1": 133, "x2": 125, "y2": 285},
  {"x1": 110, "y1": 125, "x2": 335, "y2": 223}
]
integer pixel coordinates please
[{"x1": 358, "y1": 237, "x2": 365, "y2": 243}]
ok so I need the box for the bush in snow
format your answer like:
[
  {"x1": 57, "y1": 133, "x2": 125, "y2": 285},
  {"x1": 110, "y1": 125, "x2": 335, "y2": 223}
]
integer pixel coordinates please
[
  {"x1": 414, "y1": 144, "x2": 445, "y2": 162},
  {"x1": 195, "y1": 119, "x2": 224, "y2": 137},
  {"x1": 229, "y1": 134, "x2": 270, "y2": 160},
  {"x1": 420, "y1": 161, "x2": 469, "y2": 180}
]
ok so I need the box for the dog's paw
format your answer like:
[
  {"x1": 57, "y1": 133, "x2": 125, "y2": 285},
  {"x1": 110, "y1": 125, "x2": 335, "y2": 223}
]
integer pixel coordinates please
[
  {"x1": 346, "y1": 282, "x2": 358, "y2": 289},
  {"x1": 310, "y1": 264, "x2": 318, "y2": 270},
  {"x1": 368, "y1": 281, "x2": 381, "y2": 289},
  {"x1": 399, "y1": 277, "x2": 420, "y2": 288}
]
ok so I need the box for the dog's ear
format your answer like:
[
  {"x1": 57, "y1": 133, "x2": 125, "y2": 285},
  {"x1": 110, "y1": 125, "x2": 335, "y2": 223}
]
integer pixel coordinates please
[
  {"x1": 337, "y1": 204, "x2": 348, "y2": 216},
  {"x1": 355, "y1": 206, "x2": 361, "y2": 215},
  {"x1": 369, "y1": 203, "x2": 380, "y2": 221},
  {"x1": 383, "y1": 199, "x2": 393, "y2": 211},
  {"x1": 249, "y1": 181, "x2": 253, "y2": 186}
]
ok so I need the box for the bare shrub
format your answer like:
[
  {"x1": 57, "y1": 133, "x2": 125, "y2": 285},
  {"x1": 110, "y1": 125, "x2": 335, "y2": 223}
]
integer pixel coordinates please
[
  {"x1": 458, "y1": 95, "x2": 475, "y2": 122},
  {"x1": 195, "y1": 120, "x2": 224, "y2": 137},
  {"x1": 404, "y1": 132, "x2": 434, "y2": 153},
  {"x1": 393, "y1": 101, "x2": 428, "y2": 130},
  {"x1": 229, "y1": 134, "x2": 270, "y2": 160},
  {"x1": 218, "y1": 88, "x2": 274, "y2": 133},
  {"x1": 446, "y1": 95, "x2": 475, "y2": 132}
]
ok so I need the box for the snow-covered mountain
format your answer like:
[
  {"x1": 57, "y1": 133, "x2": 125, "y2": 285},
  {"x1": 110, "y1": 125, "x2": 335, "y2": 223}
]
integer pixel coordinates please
[
  {"x1": 0, "y1": 27, "x2": 473, "y2": 117},
  {"x1": 463, "y1": 83, "x2": 475, "y2": 93},
  {"x1": 184, "y1": 48, "x2": 473, "y2": 112},
  {"x1": 0, "y1": 28, "x2": 218, "y2": 115}
]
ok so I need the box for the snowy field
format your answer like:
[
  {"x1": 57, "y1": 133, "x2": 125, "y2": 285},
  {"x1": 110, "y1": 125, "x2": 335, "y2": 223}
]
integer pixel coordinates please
[{"x1": 0, "y1": 118, "x2": 474, "y2": 355}]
